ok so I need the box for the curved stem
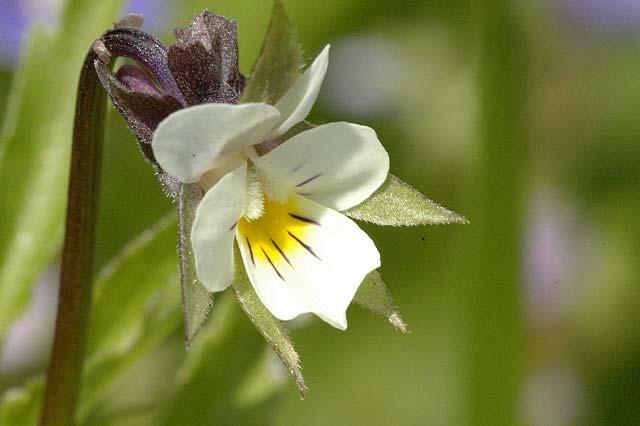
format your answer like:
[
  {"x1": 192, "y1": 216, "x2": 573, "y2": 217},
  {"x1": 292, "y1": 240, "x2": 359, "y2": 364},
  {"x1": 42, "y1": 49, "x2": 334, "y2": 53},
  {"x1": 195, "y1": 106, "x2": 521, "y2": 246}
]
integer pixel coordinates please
[{"x1": 40, "y1": 47, "x2": 110, "y2": 426}]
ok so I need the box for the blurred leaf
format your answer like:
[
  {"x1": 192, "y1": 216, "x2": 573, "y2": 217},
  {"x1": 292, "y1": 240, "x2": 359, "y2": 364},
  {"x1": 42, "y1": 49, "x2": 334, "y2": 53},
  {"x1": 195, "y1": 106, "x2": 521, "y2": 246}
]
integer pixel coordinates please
[
  {"x1": 0, "y1": 70, "x2": 13, "y2": 119},
  {"x1": 86, "y1": 213, "x2": 177, "y2": 357},
  {"x1": 80, "y1": 404, "x2": 154, "y2": 426},
  {"x1": 234, "y1": 350, "x2": 288, "y2": 407},
  {"x1": 0, "y1": 215, "x2": 181, "y2": 424},
  {"x1": 178, "y1": 183, "x2": 214, "y2": 345},
  {"x1": 80, "y1": 288, "x2": 181, "y2": 423},
  {"x1": 231, "y1": 244, "x2": 307, "y2": 396},
  {"x1": 354, "y1": 270, "x2": 408, "y2": 333},
  {"x1": 240, "y1": 0, "x2": 303, "y2": 104},
  {"x1": 345, "y1": 174, "x2": 468, "y2": 226},
  {"x1": 0, "y1": 378, "x2": 43, "y2": 426},
  {"x1": 157, "y1": 294, "x2": 265, "y2": 425},
  {"x1": 79, "y1": 215, "x2": 183, "y2": 421},
  {"x1": 0, "y1": 0, "x2": 125, "y2": 337}
]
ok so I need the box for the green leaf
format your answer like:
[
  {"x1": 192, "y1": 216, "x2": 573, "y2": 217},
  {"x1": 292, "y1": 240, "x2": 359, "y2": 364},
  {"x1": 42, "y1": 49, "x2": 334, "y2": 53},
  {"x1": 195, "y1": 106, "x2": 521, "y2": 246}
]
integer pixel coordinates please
[
  {"x1": 240, "y1": 0, "x2": 303, "y2": 104},
  {"x1": 345, "y1": 174, "x2": 469, "y2": 226},
  {"x1": 231, "y1": 244, "x2": 307, "y2": 396},
  {"x1": 177, "y1": 183, "x2": 214, "y2": 345},
  {"x1": 0, "y1": 0, "x2": 125, "y2": 337},
  {"x1": 0, "y1": 377, "x2": 44, "y2": 426},
  {"x1": 354, "y1": 270, "x2": 408, "y2": 333}
]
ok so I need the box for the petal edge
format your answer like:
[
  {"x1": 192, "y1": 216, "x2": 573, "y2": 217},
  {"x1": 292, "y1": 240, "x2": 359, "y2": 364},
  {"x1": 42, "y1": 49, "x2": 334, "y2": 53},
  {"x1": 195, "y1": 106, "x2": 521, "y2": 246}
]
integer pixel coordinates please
[{"x1": 271, "y1": 45, "x2": 330, "y2": 137}]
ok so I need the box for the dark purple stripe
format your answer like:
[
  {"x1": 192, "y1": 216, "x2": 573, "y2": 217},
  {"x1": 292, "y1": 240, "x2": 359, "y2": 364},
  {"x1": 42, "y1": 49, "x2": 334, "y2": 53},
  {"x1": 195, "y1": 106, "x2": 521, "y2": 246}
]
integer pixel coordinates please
[
  {"x1": 271, "y1": 239, "x2": 292, "y2": 266},
  {"x1": 288, "y1": 213, "x2": 320, "y2": 226},
  {"x1": 261, "y1": 247, "x2": 285, "y2": 280},
  {"x1": 295, "y1": 173, "x2": 322, "y2": 187},
  {"x1": 246, "y1": 237, "x2": 255, "y2": 265},
  {"x1": 287, "y1": 231, "x2": 321, "y2": 260},
  {"x1": 292, "y1": 161, "x2": 306, "y2": 173}
]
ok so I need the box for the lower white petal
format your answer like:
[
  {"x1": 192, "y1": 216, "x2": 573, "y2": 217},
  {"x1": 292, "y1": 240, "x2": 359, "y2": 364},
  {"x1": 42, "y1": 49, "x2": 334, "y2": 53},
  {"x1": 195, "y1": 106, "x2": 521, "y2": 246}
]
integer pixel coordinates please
[
  {"x1": 235, "y1": 193, "x2": 380, "y2": 329},
  {"x1": 191, "y1": 162, "x2": 247, "y2": 292}
]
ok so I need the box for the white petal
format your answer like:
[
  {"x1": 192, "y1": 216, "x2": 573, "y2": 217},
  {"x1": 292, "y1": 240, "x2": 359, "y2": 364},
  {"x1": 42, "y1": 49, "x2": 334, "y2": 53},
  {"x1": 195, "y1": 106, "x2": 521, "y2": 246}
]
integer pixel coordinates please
[
  {"x1": 191, "y1": 162, "x2": 247, "y2": 292},
  {"x1": 236, "y1": 194, "x2": 380, "y2": 329},
  {"x1": 254, "y1": 122, "x2": 389, "y2": 211},
  {"x1": 271, "y1": 45, "x2": 330, "y2": 137},
  {"x1": 152, "y1": 103, "x2": 280, "y2": 183}
]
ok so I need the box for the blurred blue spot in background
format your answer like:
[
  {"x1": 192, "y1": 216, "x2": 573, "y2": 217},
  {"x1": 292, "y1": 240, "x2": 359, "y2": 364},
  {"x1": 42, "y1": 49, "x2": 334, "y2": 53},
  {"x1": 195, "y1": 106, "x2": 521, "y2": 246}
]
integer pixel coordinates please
[{"x1": 0, "y1": 0, "x2": 171, "y2": 68}]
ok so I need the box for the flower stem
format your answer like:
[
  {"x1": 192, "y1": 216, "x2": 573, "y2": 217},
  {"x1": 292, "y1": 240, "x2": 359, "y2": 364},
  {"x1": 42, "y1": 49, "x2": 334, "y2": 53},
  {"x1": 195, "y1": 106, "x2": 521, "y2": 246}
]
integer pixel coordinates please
[{"x1": 40, "y1": 46, "x2": 110, "y2": 426}]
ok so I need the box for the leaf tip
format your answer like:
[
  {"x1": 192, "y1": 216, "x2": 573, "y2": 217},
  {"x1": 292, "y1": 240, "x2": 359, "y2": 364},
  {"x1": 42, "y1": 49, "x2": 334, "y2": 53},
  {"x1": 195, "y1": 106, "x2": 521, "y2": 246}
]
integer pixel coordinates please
[
  {"x1": 271, "y1": 0, "x2": 286, "y2": 14},
  {"x1": 448, "y1": 211, "x2": 470, "y2": 225},
  {"x1": 296, "y1": 376, "x2": 308, "y2": 399},
  {"x1": 389, "y1": 312, "x2": 410, "y2": 334},
  {"x1": 183, "y1": 292, "x2": 215, "y2": 348}
]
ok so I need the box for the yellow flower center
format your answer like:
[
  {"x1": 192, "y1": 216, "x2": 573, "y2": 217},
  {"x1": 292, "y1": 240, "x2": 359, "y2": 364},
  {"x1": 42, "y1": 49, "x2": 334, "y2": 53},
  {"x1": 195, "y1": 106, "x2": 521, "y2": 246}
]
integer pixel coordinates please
[{"x1": 237, "y1": 197, "x2": 320, "y2": 270}]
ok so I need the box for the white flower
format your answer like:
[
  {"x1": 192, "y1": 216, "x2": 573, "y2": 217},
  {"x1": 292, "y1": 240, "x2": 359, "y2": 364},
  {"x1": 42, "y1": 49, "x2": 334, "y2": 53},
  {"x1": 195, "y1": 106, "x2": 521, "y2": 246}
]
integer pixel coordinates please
[{"x1": 152, "y1": 46, "x2": 389, "y2": 329}]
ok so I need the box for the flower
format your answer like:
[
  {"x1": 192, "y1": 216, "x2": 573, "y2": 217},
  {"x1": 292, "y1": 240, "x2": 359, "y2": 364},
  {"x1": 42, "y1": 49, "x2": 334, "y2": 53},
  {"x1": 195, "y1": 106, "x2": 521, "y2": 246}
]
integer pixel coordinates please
[{"x1": 151, "y1": 46, "x2": 389, "y2": 329}]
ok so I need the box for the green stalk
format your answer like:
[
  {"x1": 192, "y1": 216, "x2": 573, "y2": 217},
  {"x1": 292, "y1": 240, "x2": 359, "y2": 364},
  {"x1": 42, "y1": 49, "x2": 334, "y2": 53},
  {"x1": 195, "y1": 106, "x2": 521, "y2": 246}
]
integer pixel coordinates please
[
  {"x1": 464, "y1": 3, "x2": 527, "y2": 424},
  {"x1": 40, "y1": 45, "x2": 110, "y2": 426}
]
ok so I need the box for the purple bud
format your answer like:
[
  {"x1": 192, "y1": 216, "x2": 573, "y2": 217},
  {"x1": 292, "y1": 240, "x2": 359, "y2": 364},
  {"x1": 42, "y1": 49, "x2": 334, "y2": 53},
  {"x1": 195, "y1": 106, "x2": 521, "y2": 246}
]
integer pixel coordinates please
[
  {"x1": 116, "y1": 64, "x2": 163, "y2": 96},
  {"x1": 93, "y1": 11, "x2": 246, "y2": 186},
  {"x1": 99, "y1": 27, "x2": 185, "y2": 104},
  {"x1": 96, "y1": 59, "x2": 182, "y2": 149},
  {"x1": 95, "y1": 12, "x2": 246, "y2": 137},
  {"x1": 168, "y1": 11, "x2": 244, "y2": 105}
]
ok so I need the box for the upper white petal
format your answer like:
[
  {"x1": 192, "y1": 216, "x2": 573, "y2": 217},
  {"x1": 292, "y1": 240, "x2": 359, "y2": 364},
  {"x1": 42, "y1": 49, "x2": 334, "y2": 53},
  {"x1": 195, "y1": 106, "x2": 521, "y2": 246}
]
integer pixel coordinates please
[
  {"x1": 254, "y1": 122, "x2": 389, "y2": 211},
  {"x1": 271, "y1": 45, "x2": 330, "y2": 137},
  {"x1": 235, "y1": 194, "x2": 380, "y2": 329},
  {"x1": 152, "y1": 103, "x2": 280, "y2": 183},
  {"x1": 191, "y1": 162, "x2": 247, "y2": 292}
]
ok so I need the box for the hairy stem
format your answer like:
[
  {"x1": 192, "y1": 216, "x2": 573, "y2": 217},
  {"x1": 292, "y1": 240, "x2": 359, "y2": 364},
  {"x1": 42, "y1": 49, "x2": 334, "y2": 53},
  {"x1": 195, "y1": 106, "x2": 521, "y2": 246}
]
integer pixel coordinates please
[{"x1": 40, "y1": 47, "x2": 109, "y2": 426}]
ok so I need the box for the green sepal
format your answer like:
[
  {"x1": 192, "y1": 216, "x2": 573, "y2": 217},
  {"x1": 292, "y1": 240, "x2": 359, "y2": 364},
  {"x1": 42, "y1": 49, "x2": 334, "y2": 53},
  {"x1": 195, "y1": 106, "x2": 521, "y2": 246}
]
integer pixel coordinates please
[
  {"x1": 354, "y1": 270, "x2": 408, "y2": 333},
  {"x1": 345, "y1": 174, "x2": 468, "y2": 226},
  {"x1": 177, "y1": 183, "x2": 214, "y2": 345},
  {"x1": 231, "y1": 244, "x2": 307, "y2": 397},
  {"x1": 240, "y1": 0, "x2": 303, "y2": 104}
]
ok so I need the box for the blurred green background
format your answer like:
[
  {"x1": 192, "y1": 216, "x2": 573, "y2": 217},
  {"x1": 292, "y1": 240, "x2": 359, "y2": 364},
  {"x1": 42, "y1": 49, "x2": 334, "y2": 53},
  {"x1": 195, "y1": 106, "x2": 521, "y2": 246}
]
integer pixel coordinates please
[{"x1": 1, "y1": 0, "x2": 639, "y2": 425}]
